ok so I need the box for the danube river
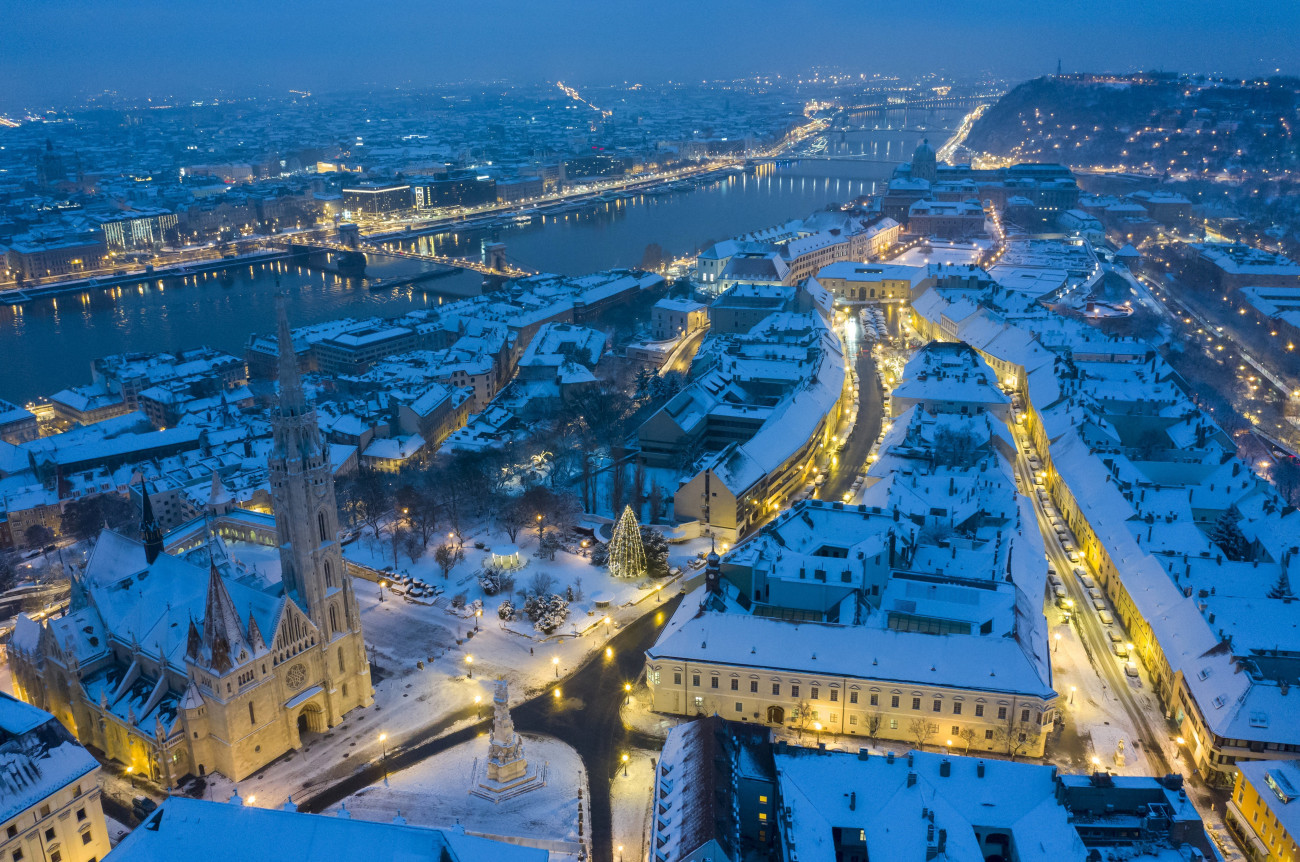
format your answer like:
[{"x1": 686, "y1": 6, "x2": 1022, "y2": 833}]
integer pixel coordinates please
[{"x1": 0, "y1": 112, "x2": 960, "y2": 403}]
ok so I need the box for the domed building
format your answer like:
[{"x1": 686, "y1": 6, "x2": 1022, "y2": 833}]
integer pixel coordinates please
[{"x1": 911, "y1": 138, "x2": 938, "y2": 183}]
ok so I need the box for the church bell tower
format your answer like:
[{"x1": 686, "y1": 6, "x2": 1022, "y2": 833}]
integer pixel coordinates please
[{"x1": 267, "y1": 295, "x2": 359, "y2": 644}]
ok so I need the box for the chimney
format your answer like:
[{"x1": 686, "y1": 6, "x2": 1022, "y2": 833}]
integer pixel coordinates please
[
  {"x1": 939, "y1": 759, "x2": 951, "y2": 777},
  {"x1": 887, "y1": 752, "x2": 896, "y2": 764},
  {"x1": 907, "y1": 771, "x2": 918, "y2": 787},
  {"x1": 977, "y1": 761, "x2": 985, "y2": 778},
  {"x1": 849, "y1": 791, "x2": 857, "y2": 811}
]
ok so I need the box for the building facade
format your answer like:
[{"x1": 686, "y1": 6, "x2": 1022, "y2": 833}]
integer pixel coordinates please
[{"x1": 0, "y1": 693, "x2": 112, "y2": 862}]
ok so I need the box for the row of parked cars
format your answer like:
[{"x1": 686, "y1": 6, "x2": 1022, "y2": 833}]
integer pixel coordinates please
[{"x1": 1019, "y1": 422, "x2": 1140, "y2": 680}]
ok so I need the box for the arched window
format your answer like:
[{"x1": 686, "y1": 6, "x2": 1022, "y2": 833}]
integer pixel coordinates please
[
  {"x1": 338, "y1": 646, "x2": 345, "y2": 673},
  {"x1": 318, "y1": 511, "x2": 328, "y2": 543},
  {"x1": 248, "y1": 702, "x2": 256, "y2": 725},
  {"x1": 329, "y1": 605, "x2": 339, "y2": 636},
  {"x1": 323, "y1": 559, "x2": 334, "y2": 588}
]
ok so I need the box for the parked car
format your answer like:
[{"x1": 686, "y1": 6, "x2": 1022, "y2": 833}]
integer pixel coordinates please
[
  {"x1": 1098, "y1": 610, "x2": 1114, "y2": 625},
  {"x1": 1053, "y1": 586, "x2": 1067, "y2": 602},
  {"x1": 1124, "y1": 663, "x2": 1139, "y2": 679},
  {"x1": 1049, "y1": 574, "x2": 1063, "y2": 588},
  {"x1": 1078, "y1": 573, "x2": 1096, "y2": 589},
  {"x1": 1092, "y1": 598, "x2": 1107, "y2": 612},
  {"x1": 1088, "y1": 588, "x2": 1104, "y2": 601}
]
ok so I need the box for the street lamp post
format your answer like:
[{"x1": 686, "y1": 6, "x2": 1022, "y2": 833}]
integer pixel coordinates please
[
  {"x1": 1054, "y1": 632, "x2": 1061, "y2": 653},
  {"x1": 622, "y1": 753, "x2": 629, "y2": 777},
  {"x1": 379, "y1": 579, "x2": 387, "y2": 603},
  {"x1": 475, "y1": 695, "x2": 482, "y2": 718},
  {"x1": 1069, "y1": 685, "x2": 1076, "y2": 705},
  {"x1": 379, "y1": 732, "x2": 389, "y2": 783},
  {"x1": 624, "y1": 682, "x2": 632, "y2": 706},
  {"x1": 475, "y1": 608, "x2": 482, "y2": 632},
  {"x1": 553, "y1": 656, "x2": 559, "y2": 678},
  {"x1": 465, "y1": 655, "x2": 474, "y2": 679}
]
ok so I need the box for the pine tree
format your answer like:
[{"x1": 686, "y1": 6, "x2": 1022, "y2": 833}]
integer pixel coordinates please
[{"x1": 608, "y1": 505, "x2": 647, "y2": 579}]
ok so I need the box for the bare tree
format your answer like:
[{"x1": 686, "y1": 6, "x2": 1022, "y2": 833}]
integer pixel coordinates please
[
  {"x1": 647, "y1": 484, "x2": 666, "y2": 523},
  {"x1": 434, "y1": 543, "x2": 463, "y2": 580},
  {"x1": 908, "y1": 718, "x2": 937, "y2": 752},
  {"x1": 958, "y1": 727, "x2": 978, "y2": 755},
  {"x1": 792, "y1": 700, "x2": 815, "y2": 743},
  {"x1": 527, "y1": 570, "x2": 557, "y2": 597},
  {"x1": 994, "y1": 712, "x2": 1036, "y2": 761},
  {"x1": 499, "y1": 496, "x2": 530, "y2": 543},
  {"x1": 864, "y1": 711, "x2": 883, "y2": 744}
]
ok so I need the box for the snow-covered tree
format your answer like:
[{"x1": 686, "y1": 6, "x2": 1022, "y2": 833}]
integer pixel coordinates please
[
  {"x1": 608, "y1": 505, "x2": 647, "y2": 579},
  {"x1": 479, "y1": 567, "x2": 515, "y2": 596},
  {"x1": 497, "y1": 598, "x2": 516, "y2": 621},
  {"x1": 640, "y1": 526, "x2": 670, "y2": 578}
]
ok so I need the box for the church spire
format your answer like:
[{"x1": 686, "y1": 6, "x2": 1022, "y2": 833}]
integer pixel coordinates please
[
  {"x1": 198, "y1": 563, "x2": 250, "y2": 674},
  {"x1": 275, "y1": 292, "x2": 307, "y2": 418},
  {"x1": 140, "y1": 481, "x2": 164, "y2": 565}
]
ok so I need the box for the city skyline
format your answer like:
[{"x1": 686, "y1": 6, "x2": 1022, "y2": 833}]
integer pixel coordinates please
[{"x1": 2, "y1": 0, "x2": 1299, "y2": 108}]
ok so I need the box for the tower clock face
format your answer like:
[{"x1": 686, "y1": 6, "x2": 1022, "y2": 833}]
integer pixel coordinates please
[{"x1": 286, "y1": 663, "x2": 307, "y2": 690}]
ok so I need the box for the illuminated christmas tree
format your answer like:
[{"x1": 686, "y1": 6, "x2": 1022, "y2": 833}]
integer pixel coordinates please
[{"x1": 608, "y1": 505, "x2": 646, "y2": 579}]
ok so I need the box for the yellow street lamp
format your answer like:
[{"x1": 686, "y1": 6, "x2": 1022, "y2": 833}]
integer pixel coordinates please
[
  {"x1": 1069, "y1": 685, "x2": 1076, "y2": 705},
  {"x1": 465, "y1": 655, "x2": 474, "y2": 678},
  {"x1": 622, "y1": 753, "x2": 629, "y2": 776}
]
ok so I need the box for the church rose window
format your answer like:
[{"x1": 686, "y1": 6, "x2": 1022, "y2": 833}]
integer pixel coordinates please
[{"x1": 286, "y1": 663, "x2": 307, "y2": 690}]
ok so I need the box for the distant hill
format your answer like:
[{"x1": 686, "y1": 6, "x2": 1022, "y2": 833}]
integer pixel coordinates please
[{"x1": 965, "y1": 74, "x2": 1298, "y2": 173}]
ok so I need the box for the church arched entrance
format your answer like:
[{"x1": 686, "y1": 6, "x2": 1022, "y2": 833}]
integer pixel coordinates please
[
  {"x1": 767, "y1": 705, "x2": 785, "y2": 725},
  {"x1": 296, "y1": 702, "x2": 326, "y2": 740}
]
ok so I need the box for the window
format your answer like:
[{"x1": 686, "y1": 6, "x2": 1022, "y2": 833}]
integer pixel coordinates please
[
  {"x1": 338, "y1": 646, "x2": 346, "y2": 673},
  {"x1": 975, "y1": 704, "x2": 984, "y2": 717},
  {"x1": 249, "y1": 702, "x2": 256, "y2": 724},
  {"x1": 730, "y1": 679, "x2": 739, "y2": 691},
  {"x1": 952, "y1": 702, "x2": 962, "y2": 716},
  {"x1": 711, "y1": 677, "x2": 719, "y2": 689},
  {"x1": 13, "y1": 850, "x2": 24, "y2": 862},
  {"x1": 1021, "y1": 709, "x2": 1030, "y2": 723},
  {"x1": 952, "y1": 726, "x2": 960, "y2": 735},
  {"x1": 932, "y1": 700, "x2": 941, "y2": 712},
  {"x1": 889, "y1": 719, "x2": 899, "y2": 730},
  {"x1": 735, "y1": 702, "x2": 743, "y2": 712},
  {"x1": 985, "y1": 730, "x2": 994, "y2": 740},
  {"x1": 329, "y1": 605, "x2": 339, "y2": 636},
  {"x1": 82, "y1": 832, "x2": 92, "y2": 846},
  {"x1": 692, "y1": 674, "x2": 700, "y2": 687},
  {"x1": 45, "y1": 829, "x2": 55, "y2": 842},
  {"x1": 891, "y1": 695, "x2": 900, "y2": 708},
  {"x1": 912, "y1": 697, "x2": 921, "y2": 710},
  {"x1": 50, "y1": 852, "x2": 61, "y2": 862},
  {"x1": 829, "y1": 713, "x2": 838, "y2": 722},
  {"x1": 323, "y1": 559, "x2": 334, "y2": 588},
  {"x1": 830, "y1": 690, "x2": 839, "y2": 702},
  {"x1": 772, "y1": 683, "x2": 780, "y2": 696},
  {"x1": 693, "y1": 696, "x2": 704, "y2": 709},
  {"x1": 870, "y1": 694, "x2": 878, "y2": 706},
  {"x1": 750, "y1": 681, "x2": 758, "y2": 693},
  {"x1": 758, "y1": 812, "x2": 768, "y2": 821},
  {"x1": 649, "y1": 670, "x2": 661, "y2": 686},
  {"x1": 791, "y1": 685, "x2": 800, "y2": 698},
  {"x1": 997, "y1": 706, "x2": 1007, "y2": 720},
  {"x1": 674, "y1": 672, "x2": 682, "y2": 685},
  {"x1": 759, "y1": 795, "x2": 768, "y2": 804},
  {"x1": 810, "y1": 687, "x2": 819, "y2": 700},
  {"x1": 850, "y1": 692, "x2": 858, "y2": 704},
  {"x1": 39, "y1": 805, "x2": 50, "y2": 818},
  {"x1": 318, "y1": 511, "x2": 328, "y2": 543},
  {"x1": 850, "y1": 715, "x2": 859, "y2": 725},
  {"x1": 77, "y1": 808, "x2": 86, "y2": 822},
  {"x1": 6, "y1": 825, "x2": 16, "y2": 838}
]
